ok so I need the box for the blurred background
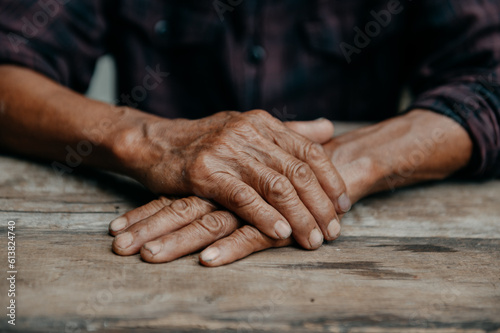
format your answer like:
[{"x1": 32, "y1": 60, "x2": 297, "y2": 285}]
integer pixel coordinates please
[
  {"x1": 85, "y1": 55, "x2": 411, "y2": 112},
  {"x1": 86, "y1": 55, "x2": 116, "y2": 104}
]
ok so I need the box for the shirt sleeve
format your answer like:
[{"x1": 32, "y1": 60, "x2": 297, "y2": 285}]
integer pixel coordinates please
[
  {"x1": 405, "y1": 0, "x2": 500, "y2": 179},
  {"x1": 0, "y1": 0, "x2": 110, "y2": 93}
]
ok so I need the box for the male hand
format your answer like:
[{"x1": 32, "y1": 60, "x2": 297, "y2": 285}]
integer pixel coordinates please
[
  {"x1": 124, "y1": 112, "x2": 350, "y2": 249},
  {"x1": 109, "y1": 195, "x2": 296, "y2": 266}
]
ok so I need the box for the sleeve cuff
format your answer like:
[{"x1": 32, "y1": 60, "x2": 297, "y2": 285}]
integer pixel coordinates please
[{"x1": 407, "y1": 80, "x2": 500, "y2": 179}]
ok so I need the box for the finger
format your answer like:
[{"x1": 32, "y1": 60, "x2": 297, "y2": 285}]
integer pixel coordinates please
[
  {"x1": 109, "y1": 196, "x2": 173, "y2": 235},
  {"x1": 245, "y1": 148, "x2": 341, "y2": 243},
  {"x1": 240, "y1": 158, "x2": 335, "y2": 247},
  {"x1": 199, "y1": 225, "x2": 293, "y2": 267},
  {"x1": 112, "y1": 196, "x2": 216, "y2": 255},
  {"x1": 140, "y1": 210, "x2": 240, "y2": 263},
  {"x1": 276, "y1": 130, "x2": 351, "y2": 214},
  {"x1": 284, "y1": 118, "x2": 335, "y2": 144},
  {"x1": 247, "y1": 111, "x2": 351, "y2": 214},
  {"x1": 205, "y1": 172, "x2": 293, "y2": 241}
]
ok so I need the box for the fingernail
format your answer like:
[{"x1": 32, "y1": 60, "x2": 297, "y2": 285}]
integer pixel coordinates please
[
  {"x1": 114, "y1": 232, "x2": 133, "y2": 249},
  {"x1": 309, "y1": 229, "x2": 323, "y2": 249},
  {"x1": 274, "y1": 220, "x2": 292, "y2": 239},
  {"x1": 338, "y1": 193, "x2": 352, "y2": 213},
  {"x1": 327, "y1": 219, "x2": 341, "y2": 240},
  {"x1": 110, "y1": 217, "x2": 127, "y2": 232},
  {"x1": 315, "y1": 117, "x2": 327, "y2": 122},
  {"x1": 144, "y1": 241, "x2": 162, "y2": 256},
  {"x1": 201, "y1": 247, "x2": 220, "y2": 263}
]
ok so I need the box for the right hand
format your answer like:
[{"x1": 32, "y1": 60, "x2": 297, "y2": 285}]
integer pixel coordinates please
[{"x1": 125, "y1": 110, "x2": 351, "y2": 249}]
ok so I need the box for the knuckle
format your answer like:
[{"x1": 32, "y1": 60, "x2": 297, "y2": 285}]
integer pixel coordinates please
[
  {"x1": 222, "y1": 236, "x2": 247, "y2": 252},
  {"x1": 202, "y1": 173, "x2": 228, "y2": 199},
  {"x1": 248, "y1": 109, "x2": 281, "y2": 125},
  {"x1": 192, "y1": 151, "x2": 212, "y2": 171},
  {"x1": 191, "y1": 196, "x2": 217, "y2": 211},
  {"x1": 210, "y1": 110, "x2": 240, "y2": 124},
  {"x1": 187, "y1": 152, "x2": 214, "y2": 183},
  {"x1": 289, "y1": 161, "x2": 315, "y2": 185},
  {"x1": 241, "y1": 225, "x2": 263, "y2": 241},
  {"x1": 247, "y1": 109, "x2": 269, "y2": 118},
  {"x1": 170, "y1": 197, "x2": 189, "y2": 213},
  {"x1": 234, "y1": 225, "x2": 261, "y2": 243},
  {"x1": 226, "y1": 118, "x2": 255, "y2": 136},
  {"x1": 147, "y1": 199, "x2": 168, "y2": 213},
  {"x1": 198, "y1": 213, "x2": 227, "y2": 238},
  {"x1": 305, "y1": 142, "x2": 327, "y2": 162},
  {"x1": 266, "y1": 174, "x2": 295, "y2": 198},
  {"x1": 169, "y1": 196, "x2": 216, "y2": 218},
  {"x1": 158, "y1": 196, "x2": 172, "y2": 206},
  {"x1": 223, "y1": 110, "x2": 240, "y2": 118},
  {"x1": 135, "y1": 219, "x2": 158, "y2": 239},
  {"x1": 227, "y1": 185, "x2": 256, "y2": 209},
  {"x1": 234, "y1": 225, "x2": 262, "y2": 244}
]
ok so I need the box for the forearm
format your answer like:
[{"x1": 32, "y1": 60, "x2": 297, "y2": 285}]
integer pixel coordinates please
[
  {"x1": 0, "y1": 65, "x2": 351, "y2": 249},
  {"x1": 328, "y1": 110, "x2": 473, "y2": 203},
  {"x1": 0, "y1": 65, "x2": 161, "y2": 176}
]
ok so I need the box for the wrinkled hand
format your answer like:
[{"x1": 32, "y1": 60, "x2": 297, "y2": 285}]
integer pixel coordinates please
[
  {"x1": 109, "y1": 195, "x2": 300, "y2": 266},
  {"x1": 131, "y1": 111, "x2": 350, "y2": 249}
]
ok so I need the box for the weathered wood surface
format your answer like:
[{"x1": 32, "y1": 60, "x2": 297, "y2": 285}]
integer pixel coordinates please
[{"x1": 0, "y1": 124, "x2": 499, "y2": 333}]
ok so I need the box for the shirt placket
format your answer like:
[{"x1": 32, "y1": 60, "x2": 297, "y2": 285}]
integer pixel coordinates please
[{"x1": 242, "y1": 0, "x2": 266, "y2": 110}]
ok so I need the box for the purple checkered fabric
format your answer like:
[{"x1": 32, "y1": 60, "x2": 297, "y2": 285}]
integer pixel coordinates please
[{"x1": 1, "y1": 0, "x2": 499, "y2": 178}]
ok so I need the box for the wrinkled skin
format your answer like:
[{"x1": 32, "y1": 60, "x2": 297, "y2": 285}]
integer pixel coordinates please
[
  {"x1": 110, "y1": 110, "x2": 472, "y2": 266},
  {"x1": 132, "y1": 111, "x2": 349, "y2": 250}
]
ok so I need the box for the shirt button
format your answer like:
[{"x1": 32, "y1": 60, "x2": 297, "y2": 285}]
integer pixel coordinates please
[
  {"x1": 154, "y1": 20, "x2": 169, "y2": 37},
  {"x1": 248, "y1": 45, "x2": 266, "y2": 64}
]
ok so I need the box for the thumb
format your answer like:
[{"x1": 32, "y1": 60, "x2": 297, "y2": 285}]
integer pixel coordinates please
[{"x1": 285, "y1": 118, "x2": 334, "y2": 143}]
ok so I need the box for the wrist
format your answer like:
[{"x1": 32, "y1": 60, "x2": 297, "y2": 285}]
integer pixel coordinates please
[
  {"x1": 336, "y1": 155, "x2": 384, "y2": 204},
  {"x1": 333, "y1": 127, "x2": 401, "y2": 200},
  {"x1": 108, "y1": 109, "x2": 204, "y2": 193},
  {"x1": 326, "y1": 110, "x2": 472, "y2": 203},
  {"x1": 326, "y1": 139, "x2": 385, "y2": 203},
  {"x1": 106, "y1": 107, "x2": 164, "y2": 179}
]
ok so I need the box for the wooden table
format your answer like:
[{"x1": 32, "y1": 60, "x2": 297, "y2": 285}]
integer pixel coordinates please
[{"x1": 1, "y1": 124, "x2": 499, "y2": 333}]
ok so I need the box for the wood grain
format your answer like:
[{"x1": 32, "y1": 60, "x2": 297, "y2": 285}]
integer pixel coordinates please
[{"x1": 0, "y1": 124, "x2": 499, "y2": 332}]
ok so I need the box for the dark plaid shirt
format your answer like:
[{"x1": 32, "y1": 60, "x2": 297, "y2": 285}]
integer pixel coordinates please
[{"x1": 1, "y1": 0, "x2": 499, "y2": 178}]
